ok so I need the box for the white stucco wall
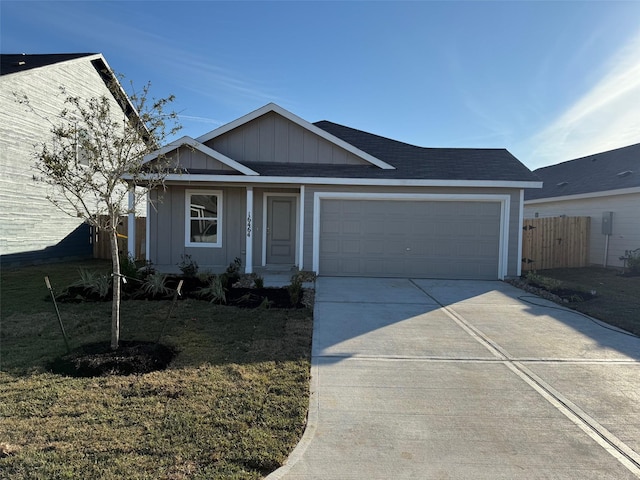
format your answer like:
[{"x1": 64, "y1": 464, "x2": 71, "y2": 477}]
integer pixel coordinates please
[{"x1": 524, "y1": 191, "x2": 640, "y2": 268}]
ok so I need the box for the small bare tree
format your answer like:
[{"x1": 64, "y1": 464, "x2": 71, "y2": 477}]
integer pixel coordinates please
[{"x1": 19, "y1": 74, "x2": 180, "y2": 349}]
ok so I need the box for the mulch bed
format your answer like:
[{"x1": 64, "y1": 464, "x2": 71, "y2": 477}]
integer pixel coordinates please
[
  {"x1": 54, "y1": 279, "x2": 309, "y2": 309},
  {"x1": 47, "y1": 341, "x2": 177, "y2": 377},
  {"x1": 506, "y1": 277, "x2": 596, "y2": 303}
]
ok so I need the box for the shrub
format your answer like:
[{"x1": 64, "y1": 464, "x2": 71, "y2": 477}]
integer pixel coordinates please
[
  {"x1": 224, "y1": 257, "x2": 242, "y2": 287},
  {"x1": 254, "y1": 275, "x2": 264, "y2": 289},
  {"x1": 196, "y1": 270, "x2": 215, "y2": 284},
  {"x1": 178, "y1": 254, "x2": 198, "y2": 277},
  {"x1": 139, "y1": 272, "x2": 171, "y2": 298},
  {"x1": 72, "y1": 268, "x2": 112, "y2": 299},
  {"x1": 196, "y1": 275, "x2": 226, "y2": 304},
  {"x1": 525, "y1": 271, "x2": 564, "y2": 291},
  {"x1": 119, "y1": 253, "x2": 141, "y2": 282},
  {"x1": 288, "y1": 273, "x2": 303, "y2": 307},
  {"x1": 627, "y1": 250, "x2": 640, "y2": 274}
]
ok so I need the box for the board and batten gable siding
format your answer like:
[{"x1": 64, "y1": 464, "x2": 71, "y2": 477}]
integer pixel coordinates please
[
  {"x1": 164, "y1": 145, "x2": 237, "y2": 172},
  {"x1": 207, "y1": 111, "x2": 369, "y2": 166},
  {"x1": 301, "y1": 185, "x2": 523, "y2": 278},
  {"x1": 524, "y1": 192, "x2": 640, "y2": 268},
  {"x1": 0, "y1": 58, "x2": 124, "y2": 264},
  {"x1": 148, "y1": 185, "x2": 246, "y2": 272}
]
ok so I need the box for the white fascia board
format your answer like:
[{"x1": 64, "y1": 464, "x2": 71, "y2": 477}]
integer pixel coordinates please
[
  {"x1": 152, "y1": 173, "x2": 541, "y2": 189},
  {"x1": 142, "y1": 136, "x2": 259, "y2": 176},
  {"x1": 92, "y1": 54, "x2": 141, "y2": 123},
  {"x1": 524, "y1": 186, "x2": 640, "y2": 205},
  {"x1": 195, "y1": 103, "x2": 396, "y2": 171}
]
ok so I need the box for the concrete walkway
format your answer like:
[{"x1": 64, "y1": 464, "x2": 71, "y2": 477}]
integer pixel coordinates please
[{"x1": 267, "y1": 277, "x2": 640, "y2": 479}]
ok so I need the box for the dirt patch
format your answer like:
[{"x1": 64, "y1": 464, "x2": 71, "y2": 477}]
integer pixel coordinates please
[
  {"x1": 48, "y1": 341, "x2": 177, "y2": 377},
  {"x1": 506, "y1": 277, "x2": 596, "y2": 303},
  {"x1": 226, "y1": 287, "x2": 302, "y2": 308}
]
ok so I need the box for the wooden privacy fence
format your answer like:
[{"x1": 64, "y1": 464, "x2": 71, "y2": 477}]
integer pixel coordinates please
[
  {"x1": 521, "y1": 216, "x2": 591, "y2": 271},
  {"x1": 93, "y1": 217, "x2": 146, "y2": 260}
]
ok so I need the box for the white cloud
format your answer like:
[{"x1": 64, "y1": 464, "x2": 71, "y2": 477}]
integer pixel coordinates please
[{"x1": 522, "y1": 31, "x2": 640, "y2": 169}]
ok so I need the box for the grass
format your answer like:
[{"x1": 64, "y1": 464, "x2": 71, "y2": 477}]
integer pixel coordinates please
[
  {"x1": 533, "y1": 267, "x2": 640, "y2": 336},
  {"x1": 0, "y1": 260, "x2": 313, "y2": 479}
]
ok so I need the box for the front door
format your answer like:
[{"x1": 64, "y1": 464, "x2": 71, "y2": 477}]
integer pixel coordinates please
[{"x1": 266, "y1": 196, "x2": 296, "y2": 265}]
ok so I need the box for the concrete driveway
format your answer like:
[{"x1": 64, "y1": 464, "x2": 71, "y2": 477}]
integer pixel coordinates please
[{"x1": 267, "y1": 277, "x2": 640, "y2": 479}]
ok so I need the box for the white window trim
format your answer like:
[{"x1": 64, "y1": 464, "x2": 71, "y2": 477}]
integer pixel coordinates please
[{"x1": 185, "y1": 189, "x2": 223, "y2": 248}]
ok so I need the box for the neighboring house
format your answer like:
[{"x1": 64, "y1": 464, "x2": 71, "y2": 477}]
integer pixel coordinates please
[
  {"x1": 524, "y1": 143, "x2": 640, "y2": 268},
  {"x1": 138, "y1": 103, "x2": 540, "y2": 280},
  {"x1": 0, "y1": 53, "x2": 136, "y2": 266}
]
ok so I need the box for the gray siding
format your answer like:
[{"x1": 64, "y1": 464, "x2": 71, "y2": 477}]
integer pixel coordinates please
[
  {"x1": 207, "y1": 112, "x2": 368, "y2": 166},
  {"x1": 524, "y1": 192, "x2": 640, "y2": 268},
  {"x1": 149, "y1": 185, "x2": 246, "y2": 272},
  {"x1": 0, "y1": 58, "x2": 123, "y2": 264},
  {"x1": 149, "y1": 182, "x2": 523, "y2": 277},
  {"x1": 165, "y1": 145, "x2": 236, "y2": 172}
]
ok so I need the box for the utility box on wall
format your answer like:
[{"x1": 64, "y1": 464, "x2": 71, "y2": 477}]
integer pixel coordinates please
[{"x1": 601, "y1": 211, "x2": 613, "y2": 235}]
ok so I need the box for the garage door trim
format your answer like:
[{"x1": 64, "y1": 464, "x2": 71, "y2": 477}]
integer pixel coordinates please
[{"x1": 312, "y1": 192, "x2": 511, "y2": 279}]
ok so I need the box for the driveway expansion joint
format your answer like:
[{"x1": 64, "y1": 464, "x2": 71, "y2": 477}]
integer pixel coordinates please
[
  {"x1": 408, "y1": 279, "x2": 640, "y2": 477},
  {"x1": 270, "y1": 278, "x2": 640, "y2": 480}
]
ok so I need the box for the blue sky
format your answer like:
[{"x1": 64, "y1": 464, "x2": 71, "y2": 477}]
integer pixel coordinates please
[{"x1": 2, "y1": 1, "x2": 639, "y2": 170}]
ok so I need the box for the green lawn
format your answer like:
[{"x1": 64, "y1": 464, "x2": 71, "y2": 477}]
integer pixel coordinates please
[
  {"x1": 0, "y1": 261, "x2": 313, "y2": 479},
  {"x1": 533, "y1": 267, "x2": 640, "y2": 336}
]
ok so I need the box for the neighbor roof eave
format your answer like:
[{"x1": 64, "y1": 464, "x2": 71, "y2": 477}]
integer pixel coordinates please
[{"x1": 525, "y1": 186, "x2": 640, "y2": 204}]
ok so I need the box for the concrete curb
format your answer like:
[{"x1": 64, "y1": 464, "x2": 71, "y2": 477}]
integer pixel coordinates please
[{"x1": 264, "y1": 357, "x2": 319, "y2": 479}]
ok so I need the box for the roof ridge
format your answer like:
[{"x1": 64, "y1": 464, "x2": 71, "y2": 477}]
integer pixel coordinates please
[
  {"x1": 314, "y1": 120, "x2": 423, "y2": 149},
  {"x1": 534, "y1": 142, "x2": 640, "y2": 172},
  {"x1": 314, "y1": 120, "x2": 508, "y2": 152}
]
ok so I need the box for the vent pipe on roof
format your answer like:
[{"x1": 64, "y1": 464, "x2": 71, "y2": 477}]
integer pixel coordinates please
[{"x1": 617, "y1": 170, "x2": 633, "y2": 177}]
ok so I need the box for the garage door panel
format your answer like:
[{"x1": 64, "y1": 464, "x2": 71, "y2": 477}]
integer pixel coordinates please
[
  {"x1": 344, "y1": 221, "x2": 362, "y2": 235},
  {"x1": 362, "y1": 238, "x2": 385, "y2": 255},
  {"x1": 321, "y1": 219, "x2": 341, "y2": 235},
  {"x1": 320, "y1": 238, "x2": 340, "y2": 254},
  {"x1": 363, "y1": 221, "x2": 385, "y2": 235},
  {"x1": 319, "y1": 199, "x2": 501, "y2": 279}
]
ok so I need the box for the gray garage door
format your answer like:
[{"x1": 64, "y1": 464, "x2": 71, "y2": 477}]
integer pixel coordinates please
[{"x1": 319, "y1": 199, "x2": 502, "y2": 279}]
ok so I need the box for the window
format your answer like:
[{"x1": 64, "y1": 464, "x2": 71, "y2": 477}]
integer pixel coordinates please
[{"x1": 185, "y1": 190, "x2": 222, "y2": 247}]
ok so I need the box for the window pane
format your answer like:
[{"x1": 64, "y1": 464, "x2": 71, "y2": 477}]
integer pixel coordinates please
[
  {"x1": 190, "y1": 219, "x2": 217, "y2": 243},
  {"x1": 190, "y1": 195, "x2": 217, "y2": 218}
]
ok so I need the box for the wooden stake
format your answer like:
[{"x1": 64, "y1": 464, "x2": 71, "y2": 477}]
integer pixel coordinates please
[{"x1": 44, "y1": 276, "x2": 71, "y2": 354}]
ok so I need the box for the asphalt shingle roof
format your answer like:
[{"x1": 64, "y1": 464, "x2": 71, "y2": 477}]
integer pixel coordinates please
[
  {"x1": 311, "y1": 121, "x2": 538, "y2": 182},
  {"x1": 525, "y1": 143, "x2": 640, "y2": 201},
  {"x1": 0, "y1": 53, "x2": 96, "y2": 76}
]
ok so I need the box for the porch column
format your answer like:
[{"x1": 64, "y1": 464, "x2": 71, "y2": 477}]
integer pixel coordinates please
[
  {"x1": 127, "y1": 186, "x2": 136, "y2": 259},
  {"x1": 245, "y1": 186, "x2": 253, "y2": 274},
  {"x1": 298, "y1": 185, "x2": 305, "y2": 269}
]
